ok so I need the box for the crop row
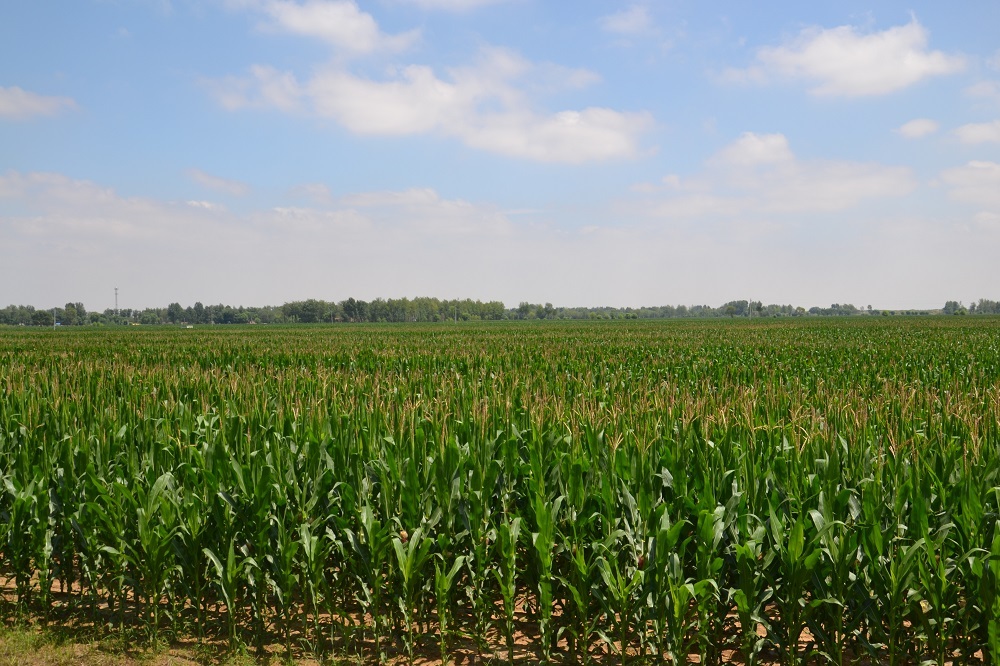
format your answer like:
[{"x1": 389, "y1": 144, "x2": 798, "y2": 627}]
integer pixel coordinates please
[{"x1": 1, "y1": 318, "x2": 999, "y2": 665}]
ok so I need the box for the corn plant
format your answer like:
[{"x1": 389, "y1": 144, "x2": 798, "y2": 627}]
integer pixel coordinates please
[
  {"x1": 730, "y1": 523, "x2": 772, "y2": 666},
  {"x1": 807, "y1": 489, "x2": 863, "y2": 666},
  {"x1": 768, "y1": 504, "x2": 821, "y2": 666},
  {"x1": 434, "y1": 553, "x2": 465, "y2": 665},
  {"x1": 494, "y1": 515, "x2": 522, "y2": 663},
  {"x1": 1, "y1": 316, "x2": 999, "y2": 662},
  {"x1": 597, "y1": 536, "x2": 643, "y2": 666},
  {"x1": 530, "y1": 491, "x2": 563, "y2": 664},
  {"x1": 393, "y1": 526, "x2": 435, "y2": 665},
  {"x1": 987, "y1": 527, "x2": 1000, "y2": 663},
  {"x1": 345, "y1": 499, "x2": 395, "y2": 663}
]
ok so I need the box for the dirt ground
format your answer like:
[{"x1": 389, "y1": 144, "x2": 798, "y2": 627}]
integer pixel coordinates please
[{"x1": 0, "y1": 579, "x2": 977, "y2": 666}]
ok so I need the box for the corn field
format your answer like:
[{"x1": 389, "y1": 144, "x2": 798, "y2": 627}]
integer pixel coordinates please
[{"x1": 2, "y1": 318, "x2": 1000, "y2": 664}]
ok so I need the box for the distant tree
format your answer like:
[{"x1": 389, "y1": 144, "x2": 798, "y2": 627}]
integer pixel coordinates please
[
  {"x1": 299, "y1": 299, "x2": 325, "y2": 323},
  {"x1": 340, "y1": 298, "x2": 369, "y2": 322},
  {"x1": 167, "y1": 302, "x2": 184, "y2": 323},
  {"x1": 62, "y1": 303, "x2": 78, "y2": 326},
  {"x1": 976, "y1": 299, "x2": 1000, "y2": 314}
]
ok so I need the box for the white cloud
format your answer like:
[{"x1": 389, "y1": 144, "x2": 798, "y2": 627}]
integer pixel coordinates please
[
  {"x1": 186, "y1": 200, "x2": 226, "y2": 211},
  {"x1": 0, "y1": 170, "x2": 526, "y2": 306},
  {"x1": 725, "y1": 19, "x2": 965, "y2": 96},
  {"x1": 289, "y1": 182, "x2": 334, "y2": 204},
  {"x1": 206, "y1": 65, "x2": 302, "y2": 111},
  {"x1": 0, "y1": 86, "x2": 76, "y2": 119},
  {"x1": 307, "y1": 65, "x2": 461, "y2": 135},
  {"x1": 397, "y1": 0, "x2": 509, "y2": 10},
  {"x1": 953, "y1": 120, "x2": 1000, "y2": 144},
  {"x1": 2, "y1": 169, "x2": 997, "y2": 310},
  {"x1": 600, "y1": 5, "x2": 652, "y2": 35},
  {"x1": 710, "y1": 132, "x2": 793, "y2": 166},
  {"x1": 459, "y1": 107, "x2": 651, "y2": 163},
  {"x1": 187, "y1": 169, "x2": 250, "y2": 196},
  {"x1": 340, "y1": 187, "x2": 510, "y2": 235},
  {"x1": 253, "y1": 0, "x2": 418, "y2": 54},
  {"x1": 895, "y1": 118, "x2": 939, "y2": 138},
  {"x1": 940, "y1": 161, "x2": 1000, "y2": 209},
  {"x1": 208, "y1": 47, "x2": 650, "y2": 163},
  {"x1": 210, "y1": 3, "x2": 642, "y2": 162},
  {"x1": 264, "y1": 206, "x2": 371, "y2": 234},
  {"x1": 636, "y1": 132, "x2": 915, "y2": 218},
  {"x1": 975, "y1": 211, "x2": 1000, "y2": 230},
  {"x1": 0, "y1": 171, "x2": 200, "y2": 242},
  {"x1": 965, "y1": 80, "x2": 1000, "y2": 105}
]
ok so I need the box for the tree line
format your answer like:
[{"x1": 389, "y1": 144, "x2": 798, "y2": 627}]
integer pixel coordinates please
[{"x1": 0, "y1": 298, "x2": 994, "y2": 326}]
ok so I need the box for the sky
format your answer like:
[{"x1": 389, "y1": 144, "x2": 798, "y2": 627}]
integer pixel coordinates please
[{"x1": 2, "y1": 1, "x2": 999, "y2": 311}]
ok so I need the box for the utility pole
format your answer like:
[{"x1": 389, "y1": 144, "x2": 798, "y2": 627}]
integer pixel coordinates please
[
  {"x1": 115, "y1": 287, "x2": 119, "y2": 315},
  {"x1": 53, "y1": 307, "x2": 56, "y2": 330}
]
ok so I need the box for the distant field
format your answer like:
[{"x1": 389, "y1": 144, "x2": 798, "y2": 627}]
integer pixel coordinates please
[{"x1": 1, "y1": 319, "x2": 999, "y2": 665}]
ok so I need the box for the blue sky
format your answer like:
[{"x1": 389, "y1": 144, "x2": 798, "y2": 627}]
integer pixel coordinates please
[{"x1": 2, "y1": 1, "x2": 999, "y2": 310}]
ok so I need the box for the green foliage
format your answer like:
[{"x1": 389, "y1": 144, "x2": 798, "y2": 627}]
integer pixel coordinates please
[{"x1": 0, "y1": 317, "x2": 999, "y2": 664}]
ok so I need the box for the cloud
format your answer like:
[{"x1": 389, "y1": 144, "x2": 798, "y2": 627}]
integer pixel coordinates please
[
  {"x1": 0, "y1": 170, "x2": 509, "y2": 247},
  {"x1": 0, "y1": 86, "x2": 77, "y2": 120},
  {"x1": 725, "y1": 19, "x2": 965, "y2": 96},
  {"x1": 0, "y1": 170, "x2": 525, "y2": 306},
  {"x1": 186, "y1": 200, "x2": 227, "y2": 211},
  {"x1": 710, "y1": 132, "x2": 794, "y2": 166},
  {"x1": 289, "y1": 182, "x2": 333, "y2": 204},
  {"x1": 209, "y1": 3, "x2": 644, "y2": 163},
  {"x1": 953, "y1": 120, "x2": 1000, "y2": 144},
  {"x1": 634, "y1": 132, "x2": 915, "y2": 218},
  {"x1": 456, "y1": 107, "x2": 651, "y2": 163},
  {"x1": 396, "y1": 0, "x2": 510, "y2": 10},
  {"x1": 340, "y1": 187, "x2": 510, "y2": 236},
  {"x1": 208, "y1": 47, "x2": 651, "y2": 163},
  {"x1": 2, "y1": 169, "x2": 997, "y2": 310},
  {"x1": 306, "y1": 65, "x2": 462, "y2": 135},
  {"x1": 965, "y1": 80, "x2": 1000, "y2": 108},
  {"x1": 249, "y1": 0, "x2": 418, "y2": 54},
  {"x1": 187, "y1": 169, "x2": 250, "y2": 196},
  {"x1": 895, "y1": 118, "x2": 939, "y2": 138},
  {"x1": 600, "y1": 5, "x2": 652, "y2": 35},
  {"x1": 0, "y1": 171, "x2": 200, "y2": 242},
  {"x1": 205, "y1": 64, "x2": 302, "y2": 112},
  {"x1": 974, "y1": 211, "x2": 1000, "y2": 230},
  {"x1": 940, "y1": 161, "x2": 1000, "y2": 209}
]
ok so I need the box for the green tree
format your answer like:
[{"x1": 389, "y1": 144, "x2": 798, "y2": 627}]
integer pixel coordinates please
[
  {"x1": 167, "y1": 302, "x2": 184, "y2": 323},
  {"x1": 32, "y1": 310, "x2": 54, "y2": 326},
  {"x1": 62, "y1": 303, "x2": 78, "y2": 326}
]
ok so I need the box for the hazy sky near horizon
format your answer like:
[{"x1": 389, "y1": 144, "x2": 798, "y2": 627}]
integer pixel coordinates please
[{"x1": 2, "y1": 1, "x2": 999, "y2": 310}]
